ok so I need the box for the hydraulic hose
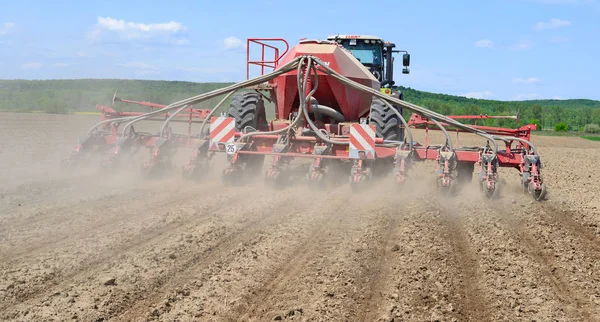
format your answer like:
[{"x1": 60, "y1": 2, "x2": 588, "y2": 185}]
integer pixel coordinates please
[
  {"x1": 122, "y1": 56, "x2": 303, "y2": 135},
  {"x1": 311, "y1": 104, "x2": 346, "y2": 122},
  {"x1": 312, "y1": 57, "x2": 500, "y2": 156},
  {"x1": 195, "y1": 90, "x2": 236, "y2": 139},
  {"x1": 301, "y1": 62, "x2": 349, "y2": 145},
  {"x1": 86, "y1": 116, "x2": 138, "y2": 135},
  {"x1": 237, "y1": 56, "x2": 312, "y2": 142},
  {"x1": 102, "y1": 53, "x2": 537, "y2": 160},
  {"x1": 430, "y1": 118, "x2": 454, "y2": 153},
  {"x1": 159, "y1": 104, "x2": 189, "y2": 138}
]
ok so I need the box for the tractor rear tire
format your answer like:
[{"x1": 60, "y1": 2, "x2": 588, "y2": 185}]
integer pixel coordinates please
[
  {"x1": 227, "y1": 92, "x2": 268, "y2": 177},
  {"x1": 369, "y1": 98, "x2": 404, "y2": 142},
  {"x1": 228, "y1": 92, "x2": 268, "y2": 132}
]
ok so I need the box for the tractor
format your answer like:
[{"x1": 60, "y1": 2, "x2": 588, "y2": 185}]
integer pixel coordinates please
[{"x1": 326, "y1": 34, "x2": 411, "y2": 144}]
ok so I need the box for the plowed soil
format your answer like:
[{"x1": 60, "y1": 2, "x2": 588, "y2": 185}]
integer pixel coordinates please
[{"x1": 1, "y1": 112, "x2": 600, "y2": 321}]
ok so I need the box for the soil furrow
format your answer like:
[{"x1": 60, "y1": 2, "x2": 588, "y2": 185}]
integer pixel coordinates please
[
  {"x1": 323, "y1": 192, "x2": 478, "y2": 322},
  {"x1": 492, "y1": 197, "x2": 600, "y2": 319},
  {"x1": 0, "y1": 183, "x2": 249, "y2": 314},
  {"x1": 0, "y1": 182, "x2": 168, "y2": 237},
  {"x1": 431, "y1": 198, "x2": 491, "y2": 321},
  {"x1": 348, "y1": 207, "x2": 397, "y2": 322},
  {"x1": 0, "y1": 182, "x2": 220, "y2": 260},
  {"x1": 482, "y1": 198, "x2": 585, "y2": 320},
  {"x1": 228, "y1": 195, "x2": 357, "y2": 320},
  {"x1": 210, "y1": 191, "x2": 394, "y2": 321},
  {"x1": 108, "y1": 188, "x2": 319, "y2": 322},
  {"x1": 142, "y1": 188, "x2": 352, "y2": 321},
  {"x1": 540, "y1": 203, "x2": 600, "y2": 251}
]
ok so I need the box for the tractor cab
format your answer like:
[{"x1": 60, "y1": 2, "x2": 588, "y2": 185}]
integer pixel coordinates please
[
  {"x1": 327, "y1": 34, "x2": 410, "y2": 91},
  {"x1": 327, "y1": 35, "x2": 385, "y2": 80}
]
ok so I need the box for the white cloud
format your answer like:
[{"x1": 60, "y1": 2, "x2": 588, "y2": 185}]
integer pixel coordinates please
[
  {"x1": 533, "y1": 18, "x2": 571, "y2": 31},
  {"x1": 464, "y1": 90, "x2": 495, "y2": 99},
  {"x1": 97, "y1": 17, "x2": 186, "y2": 33},
  {"x1": 0, "y1": 22, "x2": 16, "y2": 36},
  {"x1": 513, "y1": 77, "x2": 541, "y2": 84},
  {"x1": 22, "y1": 62, "x2": 42, "y2": 70},
  {"x1": 224, "y1": 37, "x2": 244, "y2": 49},
  {"x1": 475, "y1": 39, "x2": 494, "y2": 48},
  {"x1": 87, "y1": 16, "x2": 188, "y2": 44},
  {"x1": 513, "y1": 93, "x2": 541, "y2": 100},
  {"x1": 552, "y1": 95, "x2": 562, "y2": 99}
]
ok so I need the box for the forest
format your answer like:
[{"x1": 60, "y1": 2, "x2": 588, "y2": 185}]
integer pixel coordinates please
[{"x1": 1, "y1": 79, "x2": 600, "y2": 132}]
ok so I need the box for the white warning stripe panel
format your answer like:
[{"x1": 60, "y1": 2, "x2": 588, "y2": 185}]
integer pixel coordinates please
[
  {"x1": 212, "y1": 121, "x2": 234, "y2": 143},
  {"x1": 349, "y1": 124, "x2": 376, "y2": 160},
  {"x1": 349, "y1": 124, "x2": 375, "y2": 151},
  {"x1": 209, "y1": 117, "x2": 235, "y2": 150}
]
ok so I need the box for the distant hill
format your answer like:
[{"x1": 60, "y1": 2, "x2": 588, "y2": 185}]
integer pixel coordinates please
[
  {"x1": 1, "y1": 79, "x2": 599, "y2": 130},
  {"x1": 0, "y1": 79, "x2": 233, "y2": 115}
]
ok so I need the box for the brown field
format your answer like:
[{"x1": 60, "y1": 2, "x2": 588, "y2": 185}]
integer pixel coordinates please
[{"x1": 1, "y1": 112, "x2": 600, "y2": 321}]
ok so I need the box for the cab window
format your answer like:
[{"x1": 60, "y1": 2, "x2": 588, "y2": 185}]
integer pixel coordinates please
[{"x1": 339, "y1": 39, "x2": 382, "y2": 66}]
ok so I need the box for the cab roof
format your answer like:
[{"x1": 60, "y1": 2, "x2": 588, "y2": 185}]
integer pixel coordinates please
[{"x1": 326, "y1": 35, "x2": 383, "y2": 41}]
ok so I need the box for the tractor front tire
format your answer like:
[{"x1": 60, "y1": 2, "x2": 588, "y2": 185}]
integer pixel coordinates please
[{"x1": 369, "y1": 98, "x2": 404, "y2": 142}]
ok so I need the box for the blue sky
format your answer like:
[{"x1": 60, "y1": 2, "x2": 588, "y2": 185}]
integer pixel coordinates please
[{"x1": 1, "y1": 0, "x2": 598, "y2": 100}]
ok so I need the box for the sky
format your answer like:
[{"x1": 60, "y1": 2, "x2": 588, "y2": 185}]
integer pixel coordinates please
[{"x1": 1, "y1": 0, "x2": 599, "y2": 101}]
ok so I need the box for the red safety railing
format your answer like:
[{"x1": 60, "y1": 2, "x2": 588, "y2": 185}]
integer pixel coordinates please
[{"x1": 246, "y1": 38, "x2": 289, "y2": 79}]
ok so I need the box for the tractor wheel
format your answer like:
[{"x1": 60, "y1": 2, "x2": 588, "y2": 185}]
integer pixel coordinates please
[
  {"x1": 369, "y1": 98, "x2": 403, "y2": 142},
  {"x1": 228, "y1": 92, "x2": 268, "y2": 132},
  {"x1": 228, "y1": 92, "x2": 268, "y2": 177}
]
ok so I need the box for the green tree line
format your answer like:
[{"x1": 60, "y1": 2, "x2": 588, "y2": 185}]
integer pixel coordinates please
[
  {"x1": 0, "y1": 79, "x2": 235, "y2": 115},
  {"x1": 399, "y1": 87, "x2": 600, "y2": 131},
  {"x1": 1, "y1": 80, "x2": 599, "y2": 131}
]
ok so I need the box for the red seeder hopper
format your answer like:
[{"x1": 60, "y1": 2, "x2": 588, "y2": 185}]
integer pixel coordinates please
[{"x1": 64, "y1": 35, "x2": 547, "y2": 201}]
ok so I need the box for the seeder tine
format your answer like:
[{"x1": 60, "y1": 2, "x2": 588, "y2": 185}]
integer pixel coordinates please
[
  {"x1": 393, "y1": 148, "x2": 412, "y2": 186},
  {"x1": 534, "y1": 183, "x2": 548, "y2": 201},
  {"x1": 182, "y1": 139, "x2": 212, "y2": 181}
]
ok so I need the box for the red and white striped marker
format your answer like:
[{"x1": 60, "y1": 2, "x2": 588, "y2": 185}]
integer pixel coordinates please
[
  {"x1": 209, "y1": 116, "x2": 235, "y2": 150},
  {"x1": 349, "y1": 123, "x2": 376, "y2": 159}
]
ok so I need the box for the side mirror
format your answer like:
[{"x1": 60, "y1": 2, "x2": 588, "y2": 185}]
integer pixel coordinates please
[
  {"x1": 403, "y1": 53, "x2": 410, "y2": 67},
  {"x1": 402, "y1": 67, "x2": 410, "y2": 74}
]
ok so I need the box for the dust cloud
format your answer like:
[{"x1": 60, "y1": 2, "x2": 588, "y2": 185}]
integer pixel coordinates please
[{"x1": 1, "y1": 113, "x2": 600, "y2": 321}]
